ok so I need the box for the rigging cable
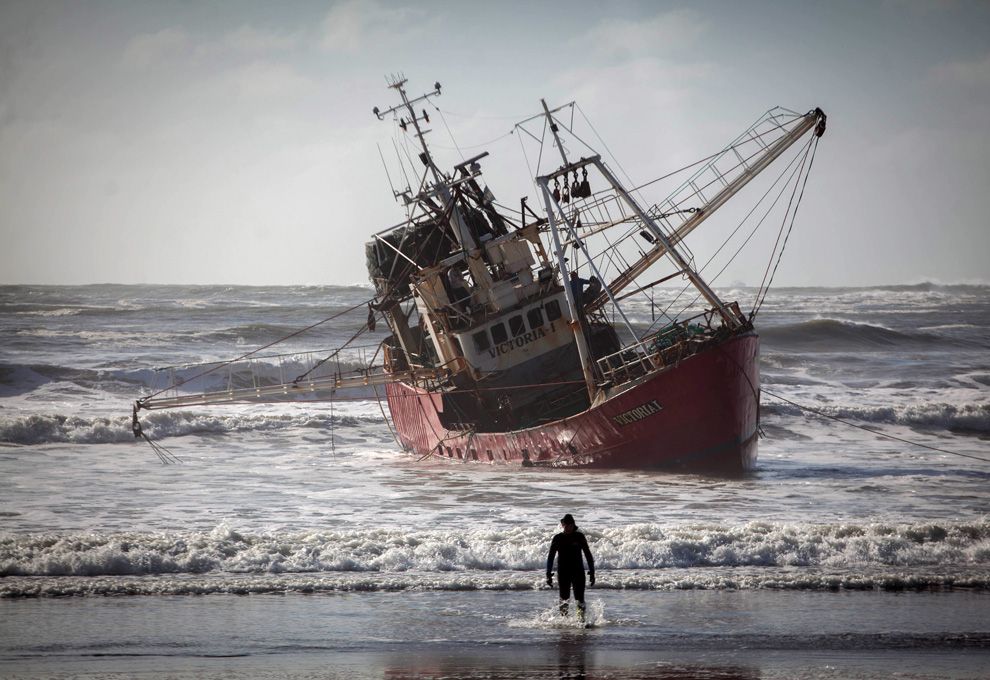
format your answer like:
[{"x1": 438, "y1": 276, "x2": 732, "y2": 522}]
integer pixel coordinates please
[
  {"x1": 648, "y1": 136, "x2": 813, "y2": 333},
  {"x1": 762, "y1": 389, "x2": 990, "y2": 464},
  {"x1": 373, "y1": 383, "x2": 401, "y2": 447},
  {"x1": 437, "y1": 107, "x2": 531, "y2": 120},
  {"x1": 662, "y1": 135, "x2": 815, "y2": 327},
  {"x1": 137, "y1": 297, "x2": 375, "y2": 405},
  {"x1": 292, "y1": 319, "x2": 371, "y2": 384},
  {"x1": 429, "y1": 103, "x2": 517, "y2": 153},
  {"x1": 752, "y1": 134, "x2": 821, "y2": 318},
  {"x1": 433, "y1": 104, "x2": 465, "y2": 160},
  {"x1": 717, "y1": 343, "x2": 988, "y2": 465},
  {"x1": 131, "y1": 405, "x2": 182, "y2": 464}
]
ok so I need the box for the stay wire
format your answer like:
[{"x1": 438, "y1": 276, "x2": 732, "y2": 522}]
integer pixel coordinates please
[
  {"x1": 434, "y1": 105, "x2": 465, "y2": 160},
  {"x1": 292, "y1": 323, "x2": 369, "y2": 384},
  {"x1": 647, "y1": 138, "x2": 811, "y2": 334},
  {"x1": 753, "y1": 135, "x2": 820, "y2": 318},
  {"x1": 430, "y1": 104, "x2": 516, "y2": 153},
  {"x1": 705, "y1": 139, "x2": 811, "y2": 286}
]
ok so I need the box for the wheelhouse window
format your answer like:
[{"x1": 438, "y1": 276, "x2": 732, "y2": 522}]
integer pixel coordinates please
[
  {"x1": 509, "y1": 315, "x2": 525, "y2": 337},
  {"x1": 527, "y1": 308, "x2": 544, "y2": 329},
  {"x1": 472, "y1": 331, "x2": 490, "y2": 352},
  {"x1": 490, "y1": 322, "x2": 508, "y2": 344},
  {"x1": 545, "y1": 299, "x2": 562, "y2": 321}
]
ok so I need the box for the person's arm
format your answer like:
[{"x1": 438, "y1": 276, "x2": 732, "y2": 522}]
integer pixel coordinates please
[
  {"x1": 546, "y1": 536, "x2": 558, "y2": 585},
  {"x1": 581, "y1": 534, "x2": 595, "y2": 585}
]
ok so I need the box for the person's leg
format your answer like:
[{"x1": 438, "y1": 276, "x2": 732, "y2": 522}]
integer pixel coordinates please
[
  {"x1": 573, "y1": 573, "x2": 586, "y2": 621},
  {"x1": 558, "y1": 574, "x2": 571, "y2": 616}
]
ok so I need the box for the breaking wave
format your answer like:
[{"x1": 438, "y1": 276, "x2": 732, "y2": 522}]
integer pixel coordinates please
[
  {"x1": 0, "y1": 409, "x2": 377, "y2": 445},
  {"x1": 5, "y1": 568, "x2": 989, "y2": 598},
  {"x1": 0, "y1": 356, "x2": 375, "y2": 396},
  {"x1": 760, "y1": 319, "x2": 965, "y2": 351},
  {"x1": 3, "y1": 521, "x2": 986, "y2": 580},
  {"x1": 762, "y1": 399, "x2": 990, "y2": 434}
]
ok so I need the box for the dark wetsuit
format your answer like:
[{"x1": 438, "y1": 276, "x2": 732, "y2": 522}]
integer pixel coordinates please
[{"x1": 547, "y1": 530, "x2": 595, "y2": 605}]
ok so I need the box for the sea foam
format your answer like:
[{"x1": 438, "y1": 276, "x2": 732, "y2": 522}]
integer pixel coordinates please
[{"x1": 2, "y1": 521, "x2": 986, "y2": 579}]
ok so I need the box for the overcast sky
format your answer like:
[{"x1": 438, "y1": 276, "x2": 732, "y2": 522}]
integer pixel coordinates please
[{"x1": 1, "y1": 0, "x2": 988, "y2": 286}]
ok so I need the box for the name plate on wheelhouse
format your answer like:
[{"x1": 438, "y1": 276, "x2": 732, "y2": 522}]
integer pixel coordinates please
[{"x1": 612, "y1": 400, "x2": 663, "y2": 426}]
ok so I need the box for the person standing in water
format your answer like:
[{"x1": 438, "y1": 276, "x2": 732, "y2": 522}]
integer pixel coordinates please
[{"x1": 546, "y1": 513, "x2": 595, "y2": 620}]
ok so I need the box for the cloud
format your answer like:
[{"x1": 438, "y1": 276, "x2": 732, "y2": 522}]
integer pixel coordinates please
[
  {"x1": 318, "y1": 0, "x2": 425, "y2": 52},
  {"x1": 122, "y1": 27, "x2": 189, "y2": 69},
  {"x1": 220, "y1": 60, "x2": 317, "y2": 101},
  {"x1": 125, "y1": 24, "x2": 300, "y2": 71},
  {"x1": 218, "y1": 25, "x2": 299, "y2": 53},
  {"x1": 928, "y1": 52, "x2": 990, "y2": 88},
  {"x1": 582, "y1": 8, "x2": 706, "y2": 59},
  {"x1": 516, "y1": 56, "x2": 719, "y2": 191}
]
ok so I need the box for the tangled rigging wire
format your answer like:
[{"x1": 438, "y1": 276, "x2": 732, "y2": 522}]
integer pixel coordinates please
[{"x1": 131, "y1": 409, "x2": 181, "y2": 464}]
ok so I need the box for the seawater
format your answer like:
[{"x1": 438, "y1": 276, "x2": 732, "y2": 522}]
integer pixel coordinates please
[{"x1": 1, "y1": 283, "x2": 988, "y2": 678}]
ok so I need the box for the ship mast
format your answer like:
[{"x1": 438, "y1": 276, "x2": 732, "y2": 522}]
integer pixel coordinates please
[
  {"x1": 537, "y1": 99, "x2": 600, "y2": 401},
  {"x1": 373, "y1": 76, "x2": 483, "y2": 259},
  {"x1": 535, "y1": 100, "x2": 742, "y2": 329}
]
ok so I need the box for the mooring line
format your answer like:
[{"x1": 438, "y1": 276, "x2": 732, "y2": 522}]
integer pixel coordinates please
[{"x1": 762, "y1": 389, "x2": 988, "y2": 464}]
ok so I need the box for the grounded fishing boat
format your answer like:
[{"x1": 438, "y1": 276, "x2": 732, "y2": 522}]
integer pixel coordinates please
[{"x1": 133, "y1": 77, "x2": 825, "y2": 473}]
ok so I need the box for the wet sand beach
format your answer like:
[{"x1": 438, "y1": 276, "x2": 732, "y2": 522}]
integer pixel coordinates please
[{"x1": 2, "y1": 590, "x2": 988, "y2": 679}]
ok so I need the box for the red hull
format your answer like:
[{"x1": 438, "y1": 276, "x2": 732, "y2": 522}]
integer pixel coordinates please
[{"x1": 385, "y1": 333, "x2": 760, "y2": 474}]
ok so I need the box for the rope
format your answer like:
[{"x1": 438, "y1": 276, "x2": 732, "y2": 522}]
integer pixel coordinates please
[
  {"x1": 429, "y1": 131, "x2": 515, "y2": 153},
  {"x1": 140, "y1": 432, "x2": 182, "y2": 465},
  {"x1": 762, "y1": 389, "x2": 990, "y2": 464},
  {"x1": 438, "y1": 107, "x2": 531, "y2": 121},
  {"x1": 132, "y1": 407, "x2": 182, "y2": 464},
  {"x1": 373, "y1": 383, "x2": 401, "y2": 447}
]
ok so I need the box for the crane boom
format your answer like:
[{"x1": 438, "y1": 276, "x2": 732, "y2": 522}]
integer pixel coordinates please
[{"x1": 589, "y1": 107, "x2": 826, "y2": 311}]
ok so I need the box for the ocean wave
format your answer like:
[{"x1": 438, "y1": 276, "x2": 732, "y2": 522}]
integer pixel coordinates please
[
  {"x1": 866, "y1": 281, "x2": 989, "y2": 292},
  {"x1": 2, "y1": 521, "x2": 986, "y2": 579},
  {"x1": 0, "y1": 356, "x2": 376, "y2": 396},
  {"x1": 4, "y1": 567, "x2": 989, "y2": 598},
  {"x1": 762, "y1": 399, "x2": 990, "y2": 433},
  {"x1": 0, "y1": 409, "x2": 378, "y2": 445},
  {"x1": 760, "y1": 319, "x2": 962, "y2": 351},
  {"x1": 11, "y1": 307, "x2": 84, "y2": 317}
]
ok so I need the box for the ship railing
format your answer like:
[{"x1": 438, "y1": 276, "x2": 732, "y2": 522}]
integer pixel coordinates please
[{"x1": 595, "y1": 309, "x2": 721, "y2": 387}]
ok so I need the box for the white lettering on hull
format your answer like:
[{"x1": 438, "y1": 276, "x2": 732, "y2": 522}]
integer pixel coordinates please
[{"x1": 611, "y1": 399, "x2": 663, "y2": 426}]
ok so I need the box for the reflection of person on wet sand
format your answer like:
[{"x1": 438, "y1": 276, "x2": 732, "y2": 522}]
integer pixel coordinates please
[{"x1": 546, "y1": 513, "x2": 595, "y2": 621}]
